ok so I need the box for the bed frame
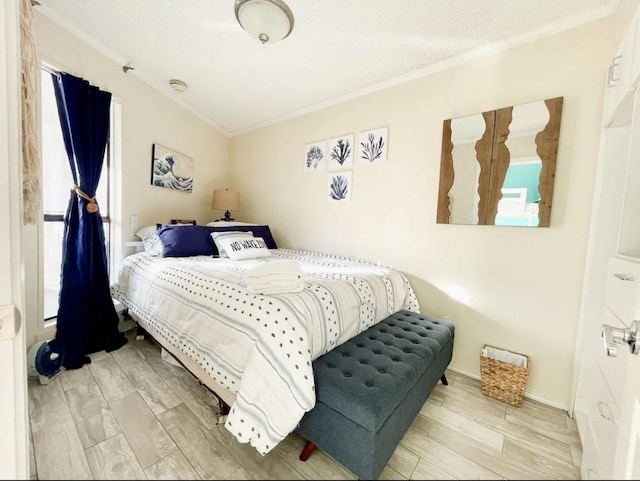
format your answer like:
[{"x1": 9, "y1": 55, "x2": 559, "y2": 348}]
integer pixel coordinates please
[{"x1": 126, "y1": 311, "x2": 235, "y2": 420}]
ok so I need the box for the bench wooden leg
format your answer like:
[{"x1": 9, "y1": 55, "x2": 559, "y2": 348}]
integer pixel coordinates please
[
  {"x1": 440, "y1": 374, "x2": 449, "y2": 386},
  {"x1": 299, "y1": 441, "x2": 317, "y2": 461}
]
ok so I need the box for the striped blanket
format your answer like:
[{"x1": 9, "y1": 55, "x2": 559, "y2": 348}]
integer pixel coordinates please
[{"x1": 111, "y1": 249, "x2": 419, "y2": 454}]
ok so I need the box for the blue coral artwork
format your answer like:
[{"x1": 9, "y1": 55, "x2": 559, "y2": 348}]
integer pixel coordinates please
[
  {"x1": 151, "y1": 143, "x2": 194, "y2": 192},
  {"x1": 327, "y1": 171, "x2": 352, "y2": 202},
  {"x1": 328, "y1": 134, "x2": 354, "y2": 170},
  {"x1": 358, "y1": 127, "x2": 388, "y2": 164},
  {"x1": 304, "y1": 140, "x2": 326, "y2": 172}
]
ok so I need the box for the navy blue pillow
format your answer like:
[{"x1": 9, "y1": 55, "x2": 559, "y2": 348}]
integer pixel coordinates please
[
  {"x1": 208, "y1": 225, "x2": 278, "y2": 249},
  {"x1": 157, "y1": 225, "x2": 218, "y2": 257}
]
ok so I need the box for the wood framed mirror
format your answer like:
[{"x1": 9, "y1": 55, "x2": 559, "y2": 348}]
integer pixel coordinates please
[{"x1": 437, "y1": 97, "x2": 563, "y2": 227}]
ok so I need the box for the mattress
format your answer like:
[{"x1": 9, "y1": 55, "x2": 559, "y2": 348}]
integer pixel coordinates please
[{"x1": 111, "y1": 248, "x2": 419, "y2": 454}]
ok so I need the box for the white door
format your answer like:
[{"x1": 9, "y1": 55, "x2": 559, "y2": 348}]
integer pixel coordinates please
[
  {"x1": 0, "y1": 0, "x2": 29, "y2": 478},
  {"x1": 599, "y1": 257, "x2": 640, "y2": 479},
  {"x1": 613, "y1": 327, "x2": 640, "y2": 478}
]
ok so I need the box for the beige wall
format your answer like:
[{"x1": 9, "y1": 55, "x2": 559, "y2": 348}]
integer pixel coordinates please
[
  {"x1": 26, "y1": 13, "x2": 229, "y2": 345},
  {"x1": 35, "y1": 13, "x2": 230, "y2": 233},
  {"x1": 26, "y1": 4, "x2": 635, "y2": 406},
  {"x1": 230, "y1": 17, "x2": 621, "y2": 406}
]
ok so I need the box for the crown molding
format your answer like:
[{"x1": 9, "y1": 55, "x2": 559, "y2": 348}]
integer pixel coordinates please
[
  {"x1": 34, "y1": 1, "x2": 618, "y2": 138},
  {"x1": 231, "y1": 1, "x2": 618, "y2": 136},
  {"x1": 34, "y1": 4, "x2": 231, "y2": 138}
]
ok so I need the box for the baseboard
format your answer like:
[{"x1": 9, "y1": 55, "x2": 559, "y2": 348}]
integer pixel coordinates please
[{"x1": 447, "y1": 365, "x2": 570, "y2": 413}]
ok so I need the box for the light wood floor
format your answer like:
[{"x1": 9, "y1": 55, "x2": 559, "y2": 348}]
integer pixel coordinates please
[{"x1": 28, "y1": 331, "x2": 582, "y2": 480}]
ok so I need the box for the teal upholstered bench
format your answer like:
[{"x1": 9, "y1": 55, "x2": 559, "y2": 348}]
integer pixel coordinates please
[{"x1": 296, "y1": 310, "x2": 455, "y2": 480}]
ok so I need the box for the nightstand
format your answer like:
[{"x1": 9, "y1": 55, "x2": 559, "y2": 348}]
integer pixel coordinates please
[{"x1": 125, "y1": 241, "x2": 144, "y2": 253}]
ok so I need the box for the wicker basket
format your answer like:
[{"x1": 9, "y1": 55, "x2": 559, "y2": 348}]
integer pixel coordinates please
[{"x1": 480, "y1": 345, "x2": 530, "y2": 406}]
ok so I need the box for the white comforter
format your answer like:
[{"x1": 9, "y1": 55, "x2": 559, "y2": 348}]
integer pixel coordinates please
[{"x1": 111, "y1": 249, "x2": 419, "y2": 454}]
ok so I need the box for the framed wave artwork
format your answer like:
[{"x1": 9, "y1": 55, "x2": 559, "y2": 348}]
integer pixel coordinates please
[{"x1": 151, "y1": 143, "x2": 194, "y2": 193}]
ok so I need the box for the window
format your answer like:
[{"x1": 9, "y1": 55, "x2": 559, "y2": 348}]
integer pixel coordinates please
[{"x1": 41, "y1": 69, "x2": 115, "y2": 321}]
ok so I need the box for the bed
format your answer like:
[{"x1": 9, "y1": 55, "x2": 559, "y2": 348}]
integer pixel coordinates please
[{"x1": 111, "y1": 247, "x2": 419, "y2": 455}]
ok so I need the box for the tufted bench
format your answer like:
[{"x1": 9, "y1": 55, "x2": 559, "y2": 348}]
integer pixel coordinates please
[{"x1": 296, "y1": 310, "x2": 455, "y2": 480}]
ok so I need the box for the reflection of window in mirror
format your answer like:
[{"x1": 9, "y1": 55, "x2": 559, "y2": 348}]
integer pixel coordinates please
[
  {"x1": 496, "y1": 162, "x2": 541, "y2": 226},
  {"x1": 437, "y1": 97, "x2": 563, "y2": 227},
  {"x1": 496, "y1": 101, "x2": 549, "y2": 226}
]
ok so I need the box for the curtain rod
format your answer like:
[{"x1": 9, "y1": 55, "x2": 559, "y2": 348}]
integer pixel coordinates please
[
  {"x1": 39, "y1": 63, "x2": 122, "y2": 104},
  {"x1": 41, "y1": 63, "x2": 61, "y2": 77}
]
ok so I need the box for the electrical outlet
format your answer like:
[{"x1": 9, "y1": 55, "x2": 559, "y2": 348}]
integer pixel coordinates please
[{"x1": 129, "y1": 215, "x2": 138, "y2": 229}]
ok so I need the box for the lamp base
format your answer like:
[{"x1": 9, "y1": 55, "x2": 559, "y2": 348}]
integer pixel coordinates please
[{"x1": 215, "y1": 210, "x2": 235, "y2": 222}]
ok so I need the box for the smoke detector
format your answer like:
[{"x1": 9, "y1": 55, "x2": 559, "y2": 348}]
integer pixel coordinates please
[{"x1": 169, "y1": 79, "x2": 188, "y2": 93}]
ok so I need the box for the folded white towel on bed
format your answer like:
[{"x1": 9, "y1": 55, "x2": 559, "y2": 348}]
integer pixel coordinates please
[
  {"x1": 244, "y1": 260, "x2": 304, "y2": 279},
  {"x1": 246, "y1": 281, "x2": 305, "y2": 295},
  {"x1": 244, "y1": 260, "x2": 305, "y2": 295}
]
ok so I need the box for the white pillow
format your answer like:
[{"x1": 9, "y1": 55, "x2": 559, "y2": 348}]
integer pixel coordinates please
[
  {"x1": 135, "y1": 225, "x2": 163, "y2": 256},
  {"x1": 135, "y1": 225, "x2": 157, "y2": 240},
  {"x1": 217, "y1": 236, "x2": 271, "y2": 261},
  {"x1": 142, "y1": 233, "x2": 163, "y2": 256},
  {"x1": 206, "y1": 221, "x2": 257, "y2": 227},
  {"x1": 211, "y1": 231, "x2": 254, "y2": 258}
]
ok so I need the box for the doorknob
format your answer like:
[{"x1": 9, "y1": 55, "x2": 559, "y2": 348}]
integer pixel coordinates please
[{"x1": 602, "y1": 320, "x2": 640, "y2": 357}]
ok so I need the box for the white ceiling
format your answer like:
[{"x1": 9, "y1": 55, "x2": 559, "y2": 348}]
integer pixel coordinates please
[{"x1": 37, "y1": 0, "x2": 615, "y2": 136}]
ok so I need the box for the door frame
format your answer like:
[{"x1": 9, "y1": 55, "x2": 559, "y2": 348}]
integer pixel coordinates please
[{"x1": 0, "y1": 0, "x2": 30, "y2": 478}]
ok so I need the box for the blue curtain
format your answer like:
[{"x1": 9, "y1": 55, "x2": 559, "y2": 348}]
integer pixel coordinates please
[{"x1": 52, "y1": 72, "x2": 127, "y2": 369}]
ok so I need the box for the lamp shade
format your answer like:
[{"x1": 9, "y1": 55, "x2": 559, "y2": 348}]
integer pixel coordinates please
[
  {"x1": 211, "y1": 189, "x2": 240, "y2": 211},
  {"x1": 234, "y1": 0, "x2": 294, "y2": 44}
]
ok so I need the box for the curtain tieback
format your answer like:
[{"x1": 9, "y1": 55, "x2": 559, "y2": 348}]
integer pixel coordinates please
[{"x1": 72, "y1": 184, "x2": 99, "y2": 213}]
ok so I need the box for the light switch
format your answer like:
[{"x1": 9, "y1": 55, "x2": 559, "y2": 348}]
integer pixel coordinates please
[{"x1": 129, "y1": 215, "x2": 139, "y2": 229}]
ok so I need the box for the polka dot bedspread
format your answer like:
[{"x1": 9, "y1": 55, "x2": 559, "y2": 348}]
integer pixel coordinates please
[{"x1": 111, "y1": 248, "x2": 419, "y2": 455}]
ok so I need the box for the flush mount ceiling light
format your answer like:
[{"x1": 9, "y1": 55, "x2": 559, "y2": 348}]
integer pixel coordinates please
[
  {"x1": 234, "y1": 0, "x2": 294, "y2": 45},
  {"x1": 169, "y1": 79, "x2": 188, "y2": 93}
]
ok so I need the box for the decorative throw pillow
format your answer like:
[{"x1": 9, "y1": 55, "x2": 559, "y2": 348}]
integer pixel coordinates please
[
  {"x1": 211, "y1": 231, "x2": 254, "y2": 258},
  {"x1": 208, "y1": 225, "x2": 278, "y2": 249},
  {"x1": 216, "y1": 236, "x2": 272, "y2": 261},
  {"x1": 157, "y1": 225, "x2": 218, "y2": 257}
]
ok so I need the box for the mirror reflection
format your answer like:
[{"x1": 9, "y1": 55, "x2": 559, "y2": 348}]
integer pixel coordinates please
[{"x1": 437, "y1": 97, "x2": 563, "y2": 227}]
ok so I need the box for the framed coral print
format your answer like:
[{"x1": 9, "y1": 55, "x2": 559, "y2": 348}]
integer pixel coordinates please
[
  {"x1": 327, "y1": 171, "x2": 352, "y2": 202},
  {"x1": 304, "y1": 140, "x2": 326, "y2": 171},
  {"x1": 328, "y1": 134, "x2": 354, "y2": 170},
  {"x1": 358, "y1": 127, "x2": 388, "y2": 164}
]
